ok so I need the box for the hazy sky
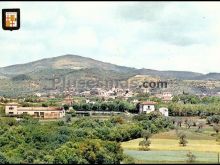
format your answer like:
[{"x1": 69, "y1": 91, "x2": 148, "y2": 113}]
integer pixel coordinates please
[{"x1": 1, "y1": 1, "x2": 220, "y2": 73}]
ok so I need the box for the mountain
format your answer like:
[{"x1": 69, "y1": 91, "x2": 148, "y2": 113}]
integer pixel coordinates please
[
  {"x1": 0, "y1": 54, "x2": 207, "y2": 79},
  {"x1": 193, "y1": 73, "x2": 220, "y2": 80},
  {"x1": 0, "y1": 54, "x2": 135, "y2": 75},
  {"x1": 136, "y1": 69, "x2": 203, "y2": 80},
  {"x1": 0, "y1": 54, "x2": 220, "y2": 96}
]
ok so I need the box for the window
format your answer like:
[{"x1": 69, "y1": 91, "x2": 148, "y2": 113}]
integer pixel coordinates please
[
  {"x1": 34, "y1": 112, "x2": 39, "y2": 117},
  {"x1": 148, "y1": 105, "x2": 150, "y2": 109},
  {"x1": 9, "y1": 106, "x2": 14, "y2": 110},
  {"x1": 9, "y1": 112, "x2": 14, "y2": 114},
  {"x1": 40, "y1": 112, "x2": 44, "y2": 117}
]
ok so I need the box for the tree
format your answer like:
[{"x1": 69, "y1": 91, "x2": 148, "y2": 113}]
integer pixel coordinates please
[
  {"x1": 67, "y1": 109, "x2": 76, "y2": 117},
  {"x1": 139, "y1": 140, "x2": 151, "y2": 151},
  {"x1": 172, "y1": 96, "x2": 179, "y2": 103},
  {"x1": 57, "y1": 120, "x2": 65, "y2": 126},
  {"x1": 91, "y1": 103, "x2": 100, "y2": 111},
  {"x1": 211, "y1": 115, "x2": 220, "y2": 124},
  {"x1": 178, "y1": 132, "x2": 188, "y2": 146},
  {"x1": 0, "y1": 153, "x2": 8, "y2": 164},
  {"x1": 63, "y1": 104, "x2": 69, "y2": 111},
  {"x1": 65, "y1": 114, "x2": 72, "y2": 123},
  {"x1": 186, "y1": 151, "x2": 196, "y2": 163},
  {"x1": 139, "y1": 130, "x2": 151, "y2": 151},
  {"x1": 213, "y1": 124, "x2": 220, "y2": 134},
  {"x1": 72, "y1": 104, "x2": 80, "y2": 111},
  {"x1": 122, "y1": 155, "x2": 135, "y2": 164},
  {"x1": 176, "y1": 119, "x2": 183, "y2": 127},
  {"x1": 81, "y1": 103, "x2": 90, "y2": 111},
  {"x1": 100, "y1": 103, "x2": 108, "y2": 111},
  {"x1": 207, "y1": 116, "x2": 212, "y2": 125},
  {"x1": 42, "y1": 103, "x2": 48, "y2": 107},
  {"x1": 118, "y1": 102, "x2": 126, "y2": 112},
  {"x1": 196, "y1": 122, "x2": 205, "y2": 132},
  {"x1": 53, "y1": 146, "x2": 85, "y2": 164},
  {"x1": 185, "y1": 119, "x2": 193, "y2": 129}
]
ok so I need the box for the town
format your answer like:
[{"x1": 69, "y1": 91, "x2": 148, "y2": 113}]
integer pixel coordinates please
[
  {"x1": 2, "y1": 87, "x2": 173, "y2": 119},
  {"x1": 1, "y1": 88, "x2": 220, "y2": 163}
]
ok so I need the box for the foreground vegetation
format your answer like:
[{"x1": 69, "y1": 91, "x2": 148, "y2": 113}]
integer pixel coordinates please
[
  {"x1": 1, "y1": 94, "x2": 220, "y2": 164},
  {"x1": 0, "y1": 112, "x2": 173, "y2": 164}
]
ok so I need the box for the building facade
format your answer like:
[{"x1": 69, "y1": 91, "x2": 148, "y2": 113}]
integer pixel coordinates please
[
  {"x1": 139, "y1": 101, "x2": 169, "y2": 116},
  {"x1": 159, "y1": 107, "x2": 169, "y2": 117},
  {"x1": 5, "y1": 103, "x2": 65, "y2": 119},
  {"x1": 139, "y1": 101, "x2": 156, "y2": 114}
]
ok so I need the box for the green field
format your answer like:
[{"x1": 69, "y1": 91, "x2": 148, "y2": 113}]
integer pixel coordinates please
[
  {"x1": 122, "y1": 125, "x2": 220, "y2": 163},
  {"x1": 124, "y1": 150, "x2": 220, "y2": 163}
]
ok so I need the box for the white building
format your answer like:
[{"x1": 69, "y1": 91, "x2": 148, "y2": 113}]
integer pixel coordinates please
[
  {"x1": 139, "y1": 101, "x2": 156, "y2": 114},
  {"x1": 5, "y1": 103, "x2": 65, "y2": 119},
  {"x1": 34, "y1": 92, "x2": 42, "y2": 97},
  {"x1": 159, "y1": 107, "x2": 169, "y2": 117},
  {"x1": 138, "y1": 101, "x2": 169, "y2": 116}
]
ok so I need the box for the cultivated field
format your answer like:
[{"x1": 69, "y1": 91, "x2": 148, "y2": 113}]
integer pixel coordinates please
[{"x1": 122, "y1": 124, "x2": 220, "y2": 163}]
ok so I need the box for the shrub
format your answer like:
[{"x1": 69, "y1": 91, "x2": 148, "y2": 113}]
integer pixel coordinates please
[
  {"x1": 57, "y1": 120, "x2": 65, "y2": 126},
  {"x1": 178, "y1": 132, "x2": 188, "y2": 146},
  {"x1": 186, "y1": 151, "x2": 196, "y2": 163},
  {"x1": 213, "y1": 124, "x2": 220, "y2": 134},
  {"x1": 65, "y1": 114, "x2": 72, "y2": 123},
  {"x1": 139, "y1": 130, "x2": 151, "y2": 151},
  {"x1": 122, "y1": 154, "x2": 135, "y2": 164}
]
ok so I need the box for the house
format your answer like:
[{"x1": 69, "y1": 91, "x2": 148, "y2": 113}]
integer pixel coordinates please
[
  {"x1": 5, "y1": 103, "x2": 65, "y2": 119},
  {"x1": 138, "y1": 101, "x2": 169, "y2": 116},
  {"x1": 139, "y1": 101, "x2": 157, "y2": 114},
  {"x1": 155, "y1": 92, "x2": 173, "y2": 102},
  {"x1": 159, "y1": 107, "x2": 169, "y2": 117},
  {"x1": 162, "y1": 92, "x2": 173, "y2": 102},
  {"x1": 34, "y1": 92, "x2": 42, "y2": 97}
]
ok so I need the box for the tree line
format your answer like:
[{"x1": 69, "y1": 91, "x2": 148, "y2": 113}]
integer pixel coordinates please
[{"x1": 72, "y1": 101, "x2": 137, "y2": 113}]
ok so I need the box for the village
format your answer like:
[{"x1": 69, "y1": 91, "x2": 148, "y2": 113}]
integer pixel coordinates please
[
  {"x1": 1, "y1": 86, "x2": 173, "y2": 119},
  {"x1": 1, "y1": 87, "x2": 220, "y2": 163},
  {"x1": 2, "y1": 83, "x2": 220, "y2": 120}
]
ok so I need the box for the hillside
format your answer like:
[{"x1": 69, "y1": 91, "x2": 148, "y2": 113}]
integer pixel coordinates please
[
  {"x1": 193, "y1": 73, "x2": 220, "y2": 80},
  {"x1": 0, "y1": 54, "x2": 217, "y2": 80},
  {"x1": 0, "y1": 54, "x2": 135, "y2": 75},
  {"x1": 136, "y1": 69, "x2": 203, "y2": 80},
  {"x1": 0, "y1": 54, "x2": 220, "y2": 96}
]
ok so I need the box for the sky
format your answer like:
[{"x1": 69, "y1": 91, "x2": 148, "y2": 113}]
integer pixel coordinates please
[{"x1": 0, "y1": 1, "x2": 220, "y2": 73}]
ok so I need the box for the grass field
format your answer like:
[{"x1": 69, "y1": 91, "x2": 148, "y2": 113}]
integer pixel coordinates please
[
  {"x1": 124, "y1": 150, "x2": 220, "y2": 163},
  {"x1": 122, "y1": 138, "x2": 220, "y2": 152},
  {"x1": 122, "y1": 126, "x2": 220, "y2": 163}
]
